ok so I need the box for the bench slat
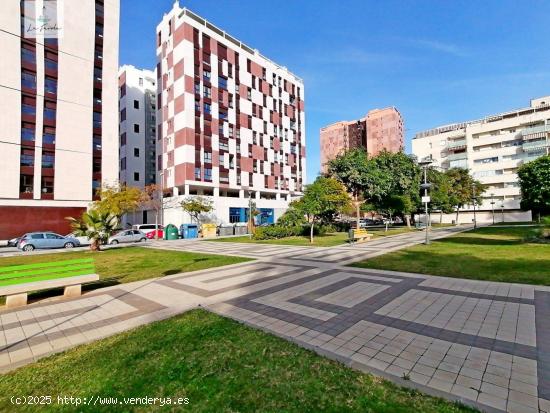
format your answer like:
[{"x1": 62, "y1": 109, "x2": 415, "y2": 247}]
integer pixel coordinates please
[
  {"x1": 0, "y1": 268, "x2": 97, "y2": 288},
  {"x1": 0, "y1": 263, "x2": 95, "y2": 281},
  {"x1": 0, "y1": 258, "x2": 93, "y2": 274}
]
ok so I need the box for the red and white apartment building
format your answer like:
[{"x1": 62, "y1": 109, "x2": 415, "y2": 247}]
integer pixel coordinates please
[
  {"x1": 156, "y1": 3, "x2": 306, "y2": 225},
  {"x1": 0, "y1": 0, "x2": 119, "y2": 239},
  {"x1": 320, "y1": 107, "x2": 404, "y2": 173}
]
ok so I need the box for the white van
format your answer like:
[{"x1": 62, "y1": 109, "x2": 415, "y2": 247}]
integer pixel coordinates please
[{"x1": 132, "y1": 224, "x2": 163, "y2": 236}]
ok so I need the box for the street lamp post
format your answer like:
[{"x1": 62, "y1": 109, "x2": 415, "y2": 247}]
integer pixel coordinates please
[
  {"x1": 157, "y1": 171, "x2": 164, "y2": 240},
  {"x1": 490, "y1": 193, "x2": 495, "y2": 225},
  {"x1": 501, "y1": 202, "x2": 505, "y2": 223},
  {"x1": 418, "y1": 158, "x2": 432, "y2": 245},
  {"x1": 248, "y1": 190, "x2": 253, "y2": 239},
  {"x1": 472, "y1": 183, "x2": 477, "y2": 230}
]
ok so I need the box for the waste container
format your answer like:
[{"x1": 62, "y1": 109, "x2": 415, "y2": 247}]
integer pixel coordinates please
[
  {"x1": 201, "y1": 223, "x2": 217, "y2": 238},
  {"x1": 180, "y1": 223, "x2": 199, "y2": 239},
  {"x1": 218, "y1": 224, "x2": 234, "y2": 236},
  {"x1": 164, "y1": 224, "x2": 179, "y2": 240},
  {"x1": 234, "y1": 223, "x2": 248, "y2": 235}
]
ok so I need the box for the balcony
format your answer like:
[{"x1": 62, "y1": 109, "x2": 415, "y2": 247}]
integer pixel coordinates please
[
  {"x1": 447, "y1": 138, "x2": 467, "y2": 151},
  {"x1": 522, "y1": 139, "x2": 549, "y2": 152},
  {"x1": 521, "y1": 124, "x2": 550, "y2": 140},
  {"x1": 447, "y1": 152, "x2": 468, "y2": 161}
]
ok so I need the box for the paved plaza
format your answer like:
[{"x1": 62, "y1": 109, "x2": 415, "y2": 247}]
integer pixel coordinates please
[{"x1": 1, "y1": 226, "x2": 549, "y2": 413}]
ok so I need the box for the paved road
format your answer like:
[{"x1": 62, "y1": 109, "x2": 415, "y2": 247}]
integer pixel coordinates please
[{"x1": 1, "y1": 225, "x2": 549, "y2": 413}]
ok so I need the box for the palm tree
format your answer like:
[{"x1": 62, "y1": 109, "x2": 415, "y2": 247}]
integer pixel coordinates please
[{"x1": 67, "y1": 210, "x2": 119, "y2": 251}]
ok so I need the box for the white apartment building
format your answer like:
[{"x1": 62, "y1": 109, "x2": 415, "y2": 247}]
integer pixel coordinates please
[
  {"x1": 412, "y1": 96, "x2": 550, "y2": 222},
  {"x1": 0, "y1": 0, "x2": 119, "y2": 239},
  {"x1": 156, "y1": 2, "x2": 306, "y2": 226},
  {"x1": 118, "y1": 65, "x2": 156, "y2": 189}
]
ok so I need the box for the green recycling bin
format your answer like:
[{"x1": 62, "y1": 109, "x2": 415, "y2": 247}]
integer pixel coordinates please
[{"x1": 164, "y1": 224, "x2": 179, "y2": 240}]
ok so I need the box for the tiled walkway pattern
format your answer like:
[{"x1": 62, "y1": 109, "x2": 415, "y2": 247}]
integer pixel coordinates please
[{"x1": 1, "y1": 226, "x2": 549, "y2": 413}]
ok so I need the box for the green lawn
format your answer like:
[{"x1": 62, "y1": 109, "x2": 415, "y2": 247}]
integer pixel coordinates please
[
  {"x1": 352, "y1": 226, "x2": 550, "y2": 286},
  {"x1": 0, "y1": 247, "x2": 250, "y2": 303},
  {"x1": 0, "y1": 310, "x2": 475, "y2": 413},
  {"x1": 209, "y1": 227, "x2": 422, "y2": 247}
]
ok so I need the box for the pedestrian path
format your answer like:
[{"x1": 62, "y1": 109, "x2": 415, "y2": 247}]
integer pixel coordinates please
[{"x1": 2, "y1": 224, "x2": 549, "y2": 413}]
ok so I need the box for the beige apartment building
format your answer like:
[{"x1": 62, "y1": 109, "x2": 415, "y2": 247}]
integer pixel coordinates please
[
  {"x1": 0, "y1": 0, "x2": 119, "y2": 239},
  {"x1": 320, "y1": 107, "x2": 403, "y2": 173},
  {"x1": 412, "y1": 96, "x2": 550, "y2": 222}
]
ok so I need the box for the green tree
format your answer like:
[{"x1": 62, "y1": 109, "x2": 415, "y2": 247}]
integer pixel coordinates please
[
  {"x1": 327, "y1": 149, "x2": 375, "y2": 228},
  {"x1": 371, "y1": 151, "x2": 420, "y2": 227},
  {"x1": 517, "y1": 155, "x2": 550, "y2": 220},
  {"x1": 180, "y1": 196, "x2": 214, "y2": 224},
  {"x1": 444, "y1": 168, "x2": 485, "y2": 224},
  {"x1": 277, "y1": 204, "x2": 306, "y2": 227},
  {"x1": 427, "y1": 168, "x2": 454, "y2": 223},
  {"x1": 66, "y1": 209, "x2": 119, "y2": 251},
  {"x1": 94, "y1": 183, "x2": 143, "y2": 218},
  {"x1": 294, "y1": 177, "x2": 351, "y2": 243}
]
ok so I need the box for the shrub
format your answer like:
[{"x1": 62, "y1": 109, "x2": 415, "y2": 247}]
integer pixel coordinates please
[{"x1": 253, "y1": 225, "x2": 302, "y2": 240}]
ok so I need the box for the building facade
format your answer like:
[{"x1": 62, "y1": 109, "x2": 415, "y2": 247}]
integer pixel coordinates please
[
  {"x1": 118, "y1": 65, "x2": 156, "y2": 189},
  {"x1": 320, "y1": 107, "x2": 403, "y2": 173},
  {"x1": 0, "y1": 0, "x2": 119, "y2": 239},
  {"x1": 156, "y1": 3, "x2": 306, "y2": 226},
  {"x1": 412, "y1": 96, "x2": 550, "y2": 221}
]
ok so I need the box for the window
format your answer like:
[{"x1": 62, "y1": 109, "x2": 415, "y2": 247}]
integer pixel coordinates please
[
  {"x1": 194, "y1": 83, "x2": 200, "y2": 95},
  {"x1": 134, "y1": 124, "x2": 140, "y2": 133},
  {"x1": 121, "y1": 157, "x2": 126, "y2": 170},
  {"x1": 134, "y1": 100, "x2": 139, "y2": 109},
  {"x1": 219, "y1": 111, "x2": 228, "y2": 120},
  {"x1": 204, "y1": 152, "x2": 212, "y2": 163},
  {"x1": 20, "y1": 174, "x2": 33, "y2": 193},
  {"x1": 220, "y1": 153, "x2": 225, "y2": 164},
  {"x1": 93, "y1": 112, "x2": 102, "y2": 129},
  {"x1": 22, "y1": 123, "x2": 34, "y2": 142},
  {"x1": 22, "y1": 71, "x2": 36, "y2": 89},
  {"x1": 204, "y1": 168, "x2": 212, "y2": 181},
  {"x1": 43, "y1": 126, "x2": 56, "y2": 145},
  {"x1": 194, "y1": 167, "x2": 201, "y2": 180},
  {"x1": 45, "y1": 77, "x2": 57, "y2": 94},
  {"x1": 474, "y1": 156, "x2": 499, "y2": 164},
  {"x1": 247, "y1": 87, "x2": 251, "y2": 100},
  {"x1": 203, "y1": 70, "x2": 211, "y2": 81},
  {"x1": 41, "y1": 176, "x2": 53, "y2": 193},
  {"x1": 219, "y1": 139, "x2": 229, "y2": 152},
  {"x1": 203, "y1": 86, "x2": 211, "y2": 98},
  {"x1": 219, "y1": 77, "x2": 227, "y2": 90},
  {"x1": 42, "y1": 152, "x2": 55, "y2": 168},
  {"x1": 204, "y1": 103, "x2": 211, "y2": 114},
  {"x1": 21, "y1": 46, "x2": 35, "y2": 62},
  {"x1": 134, "y1": 148, "x2": 140, "y2": 157},
  {"x1": 44, "y1": 102, "x2": 56, "y2": 119},
  {"x1": 134, "y1": 172, "x2": 140, "y2": 181}
]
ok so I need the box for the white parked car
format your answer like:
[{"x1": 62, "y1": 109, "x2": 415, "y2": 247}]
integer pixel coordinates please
[
  {"x1": 132, "y1": 224, "x2": 163, "y2": 236},
  {"x1": 67, "y1": 232, "x2": 91, "y2": 246},
  {"x1": 108, "y1": 229, "x2": 147, "y2": 245}
]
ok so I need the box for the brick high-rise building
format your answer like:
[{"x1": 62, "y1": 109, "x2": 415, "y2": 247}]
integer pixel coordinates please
[
  {"x1": 156, "y1": 3, "x2": 306, "y2": 225},
  {"x1": 320, "y1": 107, "x2": 403, "y2": 172},
  {"x1": 0, "y1": 0, "x2": 120, "y2": 239}
]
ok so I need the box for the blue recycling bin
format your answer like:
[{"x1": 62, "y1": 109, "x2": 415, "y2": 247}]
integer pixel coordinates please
[{"x1": 180, "y1": 224, "x2": 199, "y2": 239}]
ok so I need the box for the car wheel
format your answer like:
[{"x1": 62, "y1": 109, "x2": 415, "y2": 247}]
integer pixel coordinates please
[
  {"x1": 110, "y1": 240, "x2": 119, "y2": 245},
  {"x1": 22, "y1": 244, "x2": 35, "y2": 252},
  {"x1": 140, "y1": 238, "x2": 147, "y2": 242},
  {"x1": 64, "y1": 242, "x2": 75, "y2": 249}
]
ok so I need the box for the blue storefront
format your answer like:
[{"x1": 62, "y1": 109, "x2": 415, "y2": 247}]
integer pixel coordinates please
[{"x1": 229, "y1": 207, "x2": 274, "y2": 225}]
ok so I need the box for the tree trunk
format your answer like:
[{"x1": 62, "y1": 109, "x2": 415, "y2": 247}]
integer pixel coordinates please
[
  {"x1": 155, "y1": 210, "x2": 159, "y2": 240},
  {"x1": 440, "y1": 210, "x2": 443, "y2": 224},
  {"x1": 455, "y1": 207, "x2": 460, "y2": 225},
  {"x1": 310, "y1": 221, "x2": 314, "y2": 244},
  {"x1": 405, "y1": 215, "x2": 411, "y2": 229},
  {"x1": 90, "y1": 239, "x2": 100, "y2": 251}
]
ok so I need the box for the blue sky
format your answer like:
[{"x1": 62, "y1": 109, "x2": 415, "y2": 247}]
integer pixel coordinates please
[{"x1": 120, "y1": 0, "x2": 550, "y2": 183}]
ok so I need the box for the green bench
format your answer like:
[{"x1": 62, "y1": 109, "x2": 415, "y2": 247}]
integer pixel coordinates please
[{"x1": 0, "y1": 258, "x2": 98, "y2": 309}]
